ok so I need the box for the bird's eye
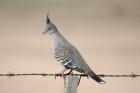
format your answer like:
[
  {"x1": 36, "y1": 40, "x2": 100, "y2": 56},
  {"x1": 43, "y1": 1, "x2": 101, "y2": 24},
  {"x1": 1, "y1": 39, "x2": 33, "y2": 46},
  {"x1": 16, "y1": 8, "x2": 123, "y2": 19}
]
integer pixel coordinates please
[{"x1": 48, "y1": 28, "x2": 51, "y2": 30}]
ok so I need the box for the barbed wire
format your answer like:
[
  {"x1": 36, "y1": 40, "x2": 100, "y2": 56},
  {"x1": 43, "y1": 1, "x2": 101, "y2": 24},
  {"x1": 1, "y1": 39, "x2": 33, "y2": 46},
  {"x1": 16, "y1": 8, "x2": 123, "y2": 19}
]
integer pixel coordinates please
[{"x1": 0, "y1": 72, "x2": 140, "y2": 79}]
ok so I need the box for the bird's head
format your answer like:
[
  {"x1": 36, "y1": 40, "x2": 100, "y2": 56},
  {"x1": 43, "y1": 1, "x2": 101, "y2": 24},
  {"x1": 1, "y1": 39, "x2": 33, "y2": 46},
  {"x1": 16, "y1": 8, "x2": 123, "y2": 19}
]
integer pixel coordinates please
[{"x1": 43, "y1": 13, "x2": 57, "y2": 34}]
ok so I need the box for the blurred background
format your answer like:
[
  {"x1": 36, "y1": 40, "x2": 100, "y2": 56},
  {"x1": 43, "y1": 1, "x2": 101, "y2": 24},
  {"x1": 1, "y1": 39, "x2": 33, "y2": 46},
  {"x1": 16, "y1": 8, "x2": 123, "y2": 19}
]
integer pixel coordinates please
[{"x1": 0, "y1": 0, "x2": 140, "y2": 93}]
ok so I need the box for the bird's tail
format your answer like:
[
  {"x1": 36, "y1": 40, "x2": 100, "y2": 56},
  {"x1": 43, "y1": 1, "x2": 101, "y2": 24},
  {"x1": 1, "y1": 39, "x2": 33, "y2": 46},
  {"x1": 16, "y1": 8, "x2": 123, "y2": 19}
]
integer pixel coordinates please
[{"x1": 88, "y1": 71, "x2": 106, "y2": 84}]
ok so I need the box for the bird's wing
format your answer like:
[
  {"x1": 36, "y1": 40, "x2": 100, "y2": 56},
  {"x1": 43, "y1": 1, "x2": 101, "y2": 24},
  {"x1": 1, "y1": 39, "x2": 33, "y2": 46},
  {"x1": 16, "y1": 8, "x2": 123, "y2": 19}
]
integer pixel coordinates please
[
  {"x1": 54, "y1": 45, "x2": 92, "y2": 72},
  {"x1": 54, "y1": 46, "x2": 77, "y2": 69},
  {"x1": 71, "y1": 47, "x2": 92, "y2": 73}
]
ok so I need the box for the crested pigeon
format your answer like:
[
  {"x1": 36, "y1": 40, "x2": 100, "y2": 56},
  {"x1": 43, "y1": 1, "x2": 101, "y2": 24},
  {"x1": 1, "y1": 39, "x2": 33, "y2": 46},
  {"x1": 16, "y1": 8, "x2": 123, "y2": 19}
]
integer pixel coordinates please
[{"x1": 43, "y1": 14, "x2": 106, "y2": 84}]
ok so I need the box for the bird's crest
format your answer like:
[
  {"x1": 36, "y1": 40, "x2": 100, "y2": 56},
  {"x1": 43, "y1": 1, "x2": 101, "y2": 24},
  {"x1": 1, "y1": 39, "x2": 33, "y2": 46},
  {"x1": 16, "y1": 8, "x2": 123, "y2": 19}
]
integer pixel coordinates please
[{"x1": 46, "y1": 12, "x2": 50, "y2": 23}]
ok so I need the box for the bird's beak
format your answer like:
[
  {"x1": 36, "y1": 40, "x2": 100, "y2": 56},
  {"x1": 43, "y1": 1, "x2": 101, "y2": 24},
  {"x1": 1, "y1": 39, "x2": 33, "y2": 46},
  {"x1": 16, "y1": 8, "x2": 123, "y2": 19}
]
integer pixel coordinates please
[
  {"x1": 43, "y1": 31, "x2": 47, "y2": 34},
  {"x1": 43, "y1": 28, "x2": 49, "y2": 34}
]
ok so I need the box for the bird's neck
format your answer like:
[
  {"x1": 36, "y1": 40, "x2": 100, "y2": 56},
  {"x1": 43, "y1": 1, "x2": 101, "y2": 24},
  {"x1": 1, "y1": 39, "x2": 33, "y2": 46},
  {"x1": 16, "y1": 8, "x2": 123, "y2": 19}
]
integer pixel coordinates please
[
  {"x1": 50, "y1": 30, "x2": 67, "y2": 43},
  {"x1": 49, "y1": 30, "x2": 72, "y2": 52}
]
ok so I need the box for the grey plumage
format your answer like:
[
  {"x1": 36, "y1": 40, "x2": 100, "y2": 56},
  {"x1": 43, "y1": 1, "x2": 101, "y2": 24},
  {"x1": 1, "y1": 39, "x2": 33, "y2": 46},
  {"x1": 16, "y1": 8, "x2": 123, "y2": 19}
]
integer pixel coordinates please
[{"x1": 43, "y1": 15, "x2": 106, "y2": 84}]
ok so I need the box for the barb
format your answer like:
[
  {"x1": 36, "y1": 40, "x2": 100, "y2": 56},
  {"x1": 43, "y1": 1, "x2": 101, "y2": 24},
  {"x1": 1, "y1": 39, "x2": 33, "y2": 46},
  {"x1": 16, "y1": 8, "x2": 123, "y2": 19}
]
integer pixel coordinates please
[{"x1": 0, "y1": 72, "x2": 140, "y2": 78}]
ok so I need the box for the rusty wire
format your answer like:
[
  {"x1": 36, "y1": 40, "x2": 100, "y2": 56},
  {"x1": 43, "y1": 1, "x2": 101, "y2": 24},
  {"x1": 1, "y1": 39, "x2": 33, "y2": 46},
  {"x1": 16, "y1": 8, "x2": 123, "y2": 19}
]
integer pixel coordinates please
[{"x1": 0, "y1": 72, "x2": 140, "y2": 79}]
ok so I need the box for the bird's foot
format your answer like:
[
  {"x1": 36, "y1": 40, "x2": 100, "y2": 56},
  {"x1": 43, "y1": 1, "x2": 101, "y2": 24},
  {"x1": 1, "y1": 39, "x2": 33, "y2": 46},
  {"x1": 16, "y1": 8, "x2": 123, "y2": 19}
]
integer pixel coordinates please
[
  {"x1": 56, "y1": 72, "x2": 65, "y2": 78},
  {"x1": 56, "y1": 67, "x2": 69, "y2": 78},
  {"x1": 56, "y1": 70, "x2": 66, "y2": 78}
]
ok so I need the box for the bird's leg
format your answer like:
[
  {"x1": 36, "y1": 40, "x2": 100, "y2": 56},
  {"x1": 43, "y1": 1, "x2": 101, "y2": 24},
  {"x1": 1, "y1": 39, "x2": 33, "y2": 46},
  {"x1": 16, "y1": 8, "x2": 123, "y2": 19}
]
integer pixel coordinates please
[
  {"x1": 59, "y1": 67, "x2": 68, "y2": 78},
  {"x1": 66, "y1": 69, "x2": 73, "y2": 75}
]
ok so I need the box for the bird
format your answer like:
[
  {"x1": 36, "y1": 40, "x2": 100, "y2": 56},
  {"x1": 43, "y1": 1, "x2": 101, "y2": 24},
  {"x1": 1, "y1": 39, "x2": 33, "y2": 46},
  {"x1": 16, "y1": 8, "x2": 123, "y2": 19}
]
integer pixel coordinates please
[{"x1": 43, "y1": 14, "x2": 106, "y2": 84}]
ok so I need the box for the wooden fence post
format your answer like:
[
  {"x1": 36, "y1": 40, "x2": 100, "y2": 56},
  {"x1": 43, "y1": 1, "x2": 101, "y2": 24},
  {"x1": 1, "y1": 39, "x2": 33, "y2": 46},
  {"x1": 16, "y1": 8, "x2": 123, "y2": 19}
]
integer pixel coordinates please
[{"x1": 64, "y1": 75, "x2": 79, "y2": 93}]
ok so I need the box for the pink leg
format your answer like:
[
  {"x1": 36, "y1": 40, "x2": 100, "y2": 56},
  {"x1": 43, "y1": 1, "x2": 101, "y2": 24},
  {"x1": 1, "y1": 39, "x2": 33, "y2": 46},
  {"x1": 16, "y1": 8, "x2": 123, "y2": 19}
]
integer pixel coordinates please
[
  {"x1": 66, "y1": 69, "x2": 73, "y2": 75},
  {"x1": 59, "y1": 67, "x2": 68, "y2": 78}
]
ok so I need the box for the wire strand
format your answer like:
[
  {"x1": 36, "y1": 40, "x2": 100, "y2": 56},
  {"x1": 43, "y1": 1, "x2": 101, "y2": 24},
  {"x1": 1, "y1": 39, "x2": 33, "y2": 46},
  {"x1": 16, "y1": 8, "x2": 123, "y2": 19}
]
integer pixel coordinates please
[{"x1": 0, "y1": 72, "x2": 140, "y2": 79}]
